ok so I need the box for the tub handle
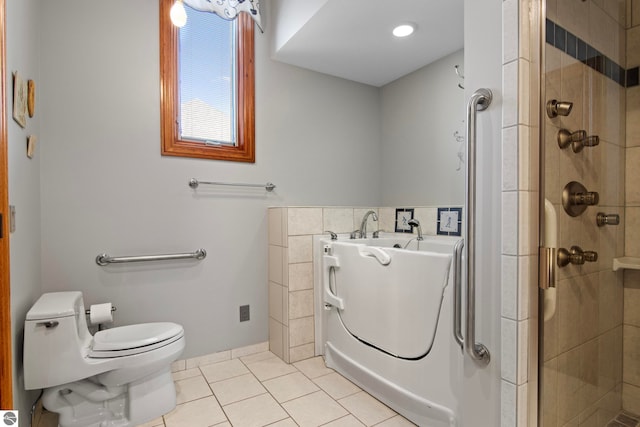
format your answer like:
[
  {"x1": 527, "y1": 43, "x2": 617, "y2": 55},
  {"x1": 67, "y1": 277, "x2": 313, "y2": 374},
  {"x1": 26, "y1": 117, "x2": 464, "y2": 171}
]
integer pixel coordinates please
[
  {"x1": 323, "y1": 255, "x2": 344, "y2": 309},
  {"x1": 452, "y1": 239, "x2": 464, "y2": 350},
  {"x1": 359, "y1": 246, "x2": 391, "y2": 266},
  {"x1": 465, "y1": 88, "x2": 491, "y2": 365}
]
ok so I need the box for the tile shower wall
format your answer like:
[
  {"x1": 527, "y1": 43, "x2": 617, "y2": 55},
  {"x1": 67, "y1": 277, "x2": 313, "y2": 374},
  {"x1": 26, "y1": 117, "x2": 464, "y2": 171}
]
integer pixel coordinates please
[
  {"x1": 624, "y1": 0, "x2": 640, "y2": 415},
  {"x1": 502, "y1": 0, "x2": 541, "y2": 425},
  {"x1": 542, "y1": 0, "x2": 627, "y2": 426},
  {"x1": 267, "y1": 206, "x2": 448, "y2": 364}
]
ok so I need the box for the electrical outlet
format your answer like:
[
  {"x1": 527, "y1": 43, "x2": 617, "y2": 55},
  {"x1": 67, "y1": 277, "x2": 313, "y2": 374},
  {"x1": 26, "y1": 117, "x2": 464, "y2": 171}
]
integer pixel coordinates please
[{"x1": 239, "y1": 305, "x2": 250, "y2": 322}]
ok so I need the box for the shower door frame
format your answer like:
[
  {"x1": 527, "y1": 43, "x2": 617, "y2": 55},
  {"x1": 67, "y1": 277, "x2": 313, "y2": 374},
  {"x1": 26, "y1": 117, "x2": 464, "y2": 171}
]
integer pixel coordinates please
[
  {"x1": 537, "y1": 0, "x2": 629, "y2": 424},
  {"x1": 537, "y1": 0, "x2": 548, "y2": 421}
]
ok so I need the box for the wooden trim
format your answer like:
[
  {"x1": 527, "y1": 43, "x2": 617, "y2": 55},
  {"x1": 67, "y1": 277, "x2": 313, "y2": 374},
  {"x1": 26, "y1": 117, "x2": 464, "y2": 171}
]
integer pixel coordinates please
[
  {"x1": 236, "y1": 13, "x2": 255, "y2": 163},
  {"x1": 159, "y1": 0, "x2": 255, "y2": 163},
  {"x1": 0, "y1": 0, "x2": 13, "y2": 410}
]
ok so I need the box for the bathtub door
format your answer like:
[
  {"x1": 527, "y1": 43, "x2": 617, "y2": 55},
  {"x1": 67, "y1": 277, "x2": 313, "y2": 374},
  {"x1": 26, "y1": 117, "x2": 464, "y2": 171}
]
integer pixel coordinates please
[{"x1": 328, "y1": 243, "x2": 452, "y2": 359}]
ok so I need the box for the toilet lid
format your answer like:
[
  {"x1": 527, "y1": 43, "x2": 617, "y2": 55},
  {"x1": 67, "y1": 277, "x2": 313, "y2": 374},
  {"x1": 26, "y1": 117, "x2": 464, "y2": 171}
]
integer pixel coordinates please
[
  {"x1": 92, "y1": 322, "x2": 183, "y2": 352},
  {"x1": 88, "y1": 330, "x2": 184, "y2": 358}
]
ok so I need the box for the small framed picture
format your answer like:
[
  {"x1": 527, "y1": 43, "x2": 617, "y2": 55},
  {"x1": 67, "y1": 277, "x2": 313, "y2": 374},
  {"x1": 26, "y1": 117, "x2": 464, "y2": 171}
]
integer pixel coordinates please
[
  {"x1": 395, "y1": 208, "x2": 414, "y2": 233},
  {"x1": 27, "y1": 79, "x2": 35, "y2": 117},
  {"x1": 27, "y1": 135, "x2": 37, "y2": 159},
  {"x1": 437, "y1": 207, "x2": 463, "y2": 236},
  {"x1": 12, "y1": 72, "x2": 27, "y2": 128}
]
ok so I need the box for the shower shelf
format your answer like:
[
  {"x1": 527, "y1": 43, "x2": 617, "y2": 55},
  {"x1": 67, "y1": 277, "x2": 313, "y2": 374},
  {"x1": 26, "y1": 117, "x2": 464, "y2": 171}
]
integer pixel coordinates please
[{"x1": 613, "y1": 257, "x2": 640, "y2": 271}]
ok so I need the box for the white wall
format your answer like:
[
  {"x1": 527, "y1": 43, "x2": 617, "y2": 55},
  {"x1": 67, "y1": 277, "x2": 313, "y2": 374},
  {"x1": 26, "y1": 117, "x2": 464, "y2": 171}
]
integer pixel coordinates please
[
  {"x1": 37, "y1": 0, "x2": 382, "y2": 359},
  {"x1": 461, "y1": 0, "x2": 503, "y2": 425},
  {"x1": 380, "y1": 50, "x2": 466, "y2": 207},
  {"x1": 270, "y1": 0, "x2": 328, "y2": 53},
  {"x1": 7, "y1": 0, "x2": 43, "y2": 417}
]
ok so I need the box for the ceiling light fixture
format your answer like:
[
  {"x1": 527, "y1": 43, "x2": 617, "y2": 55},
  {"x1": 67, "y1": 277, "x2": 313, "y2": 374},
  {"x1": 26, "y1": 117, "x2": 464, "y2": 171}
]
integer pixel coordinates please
[
  {"x1": 170, "y1": 0, "x2": 188, "y2": 27},
  {"x1": 392, "y1": 23, "x2": 415, "y2": 38}
]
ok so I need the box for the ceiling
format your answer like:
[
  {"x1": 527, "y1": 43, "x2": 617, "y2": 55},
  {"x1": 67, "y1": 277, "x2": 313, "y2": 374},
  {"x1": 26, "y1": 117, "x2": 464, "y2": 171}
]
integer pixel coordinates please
[{"x1": 270, "y1": 0, "x2": 464, "y2": 87}]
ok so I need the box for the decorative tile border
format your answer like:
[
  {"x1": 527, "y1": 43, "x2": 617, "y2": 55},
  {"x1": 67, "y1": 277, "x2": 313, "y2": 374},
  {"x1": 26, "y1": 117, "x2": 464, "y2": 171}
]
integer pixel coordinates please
[
  {"x1": 545, "y1": 18, "x2": 639, "y2": 88},
  {"x1": 436, "y1": 207, "x2": 462, "y2": 237},
  {"x1": 394, "y1": 208, "x2": 414, "y2": 233}
]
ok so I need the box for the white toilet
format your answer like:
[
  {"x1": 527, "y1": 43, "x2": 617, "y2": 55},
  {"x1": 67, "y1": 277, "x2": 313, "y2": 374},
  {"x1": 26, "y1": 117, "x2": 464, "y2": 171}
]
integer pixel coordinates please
[{"x1": 23, "y1": 291, "x2": 185, "y2": 427}]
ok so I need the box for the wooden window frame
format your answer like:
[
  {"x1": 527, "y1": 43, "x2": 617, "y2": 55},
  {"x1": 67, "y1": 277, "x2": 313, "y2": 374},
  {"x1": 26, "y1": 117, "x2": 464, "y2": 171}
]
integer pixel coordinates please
[
  {"x1": 0, "y1": 0, "x2": 12, "y2": 409},
  {"x1": 159, "y1": 0, "x2": 255, "y2": 162}
]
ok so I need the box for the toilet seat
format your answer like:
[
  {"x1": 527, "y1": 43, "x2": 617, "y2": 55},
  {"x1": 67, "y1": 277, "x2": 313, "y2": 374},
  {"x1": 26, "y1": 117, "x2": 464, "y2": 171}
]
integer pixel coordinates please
[{"x1": 89, "y1": 322, "x2": 184, "y2": 358}]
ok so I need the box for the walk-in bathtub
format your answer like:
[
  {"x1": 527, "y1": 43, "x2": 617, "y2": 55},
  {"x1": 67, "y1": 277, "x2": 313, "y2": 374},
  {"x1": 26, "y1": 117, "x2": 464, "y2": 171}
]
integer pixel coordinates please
[{"x1": 313, "y1": 234, "x2": 463, "y2": 427}]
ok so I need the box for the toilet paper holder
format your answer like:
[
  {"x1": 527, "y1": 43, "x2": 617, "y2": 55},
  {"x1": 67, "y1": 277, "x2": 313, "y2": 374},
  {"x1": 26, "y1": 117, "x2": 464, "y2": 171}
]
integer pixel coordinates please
[{"x1": 85, "y1": 306, "x2": 117, "y2": 316}]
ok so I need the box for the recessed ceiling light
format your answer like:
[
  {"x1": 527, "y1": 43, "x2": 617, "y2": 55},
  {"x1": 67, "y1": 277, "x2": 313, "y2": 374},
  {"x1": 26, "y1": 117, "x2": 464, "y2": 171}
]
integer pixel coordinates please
[{"x1": 392, "y1": 24, "x2": 415, "y2": 38}]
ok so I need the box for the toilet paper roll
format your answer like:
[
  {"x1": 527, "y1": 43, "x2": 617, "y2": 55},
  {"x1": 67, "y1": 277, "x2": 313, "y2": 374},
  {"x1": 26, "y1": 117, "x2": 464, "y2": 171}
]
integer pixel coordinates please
[{"x1": 89, "y1": 303, "x2": 113, "y2": 325}]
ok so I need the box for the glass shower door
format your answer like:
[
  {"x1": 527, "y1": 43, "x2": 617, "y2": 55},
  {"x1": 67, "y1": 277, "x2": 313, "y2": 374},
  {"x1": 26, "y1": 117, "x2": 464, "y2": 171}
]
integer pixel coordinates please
[{"x1": 539, "y1": 1, "x2": 631, "y2": 425}]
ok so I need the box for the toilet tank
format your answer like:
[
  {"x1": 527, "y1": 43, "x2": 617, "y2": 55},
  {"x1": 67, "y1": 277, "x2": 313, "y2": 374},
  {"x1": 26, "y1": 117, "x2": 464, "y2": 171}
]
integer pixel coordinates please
[{"x1": 23, "y1": 292, "x2": 92, "y2": 390}]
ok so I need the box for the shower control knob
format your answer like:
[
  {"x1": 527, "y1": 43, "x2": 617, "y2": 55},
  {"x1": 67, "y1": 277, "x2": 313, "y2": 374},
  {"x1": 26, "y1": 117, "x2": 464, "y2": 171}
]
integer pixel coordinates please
[
  {"x1": 572, "y1": 135, "x2": 600, "y2": 153},
  {"x1": 558, "y1": 129, "x2": 600, "y2": 153},
  {"x1": 596, "y1": 212, "x2": 620, "y2": 227},
  {"x1": 558, "y1": 129, "x2": 586, "y2": 146},
  {"x1": 583, "y1": 250, "x2": 598, "y2": 263},
  {"x1": 581, "y1": 135, "x2": 600, "y2": 148},
  {"x1": 557, "y1": 246, "x2": 597, "y2": 267},
  {"x1": 558, "y1": 247, "x2": 584, "y2": 267},
  {"x1": 562, "y1": 181, "x2": 599, "y2": 217},
  {"x1": 570, "y1": 191, "x2": 599, "y2": 206}
]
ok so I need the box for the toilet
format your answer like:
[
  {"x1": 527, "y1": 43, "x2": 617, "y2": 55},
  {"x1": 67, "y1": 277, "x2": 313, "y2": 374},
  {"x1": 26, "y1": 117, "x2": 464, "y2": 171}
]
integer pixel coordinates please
[{"x1": 23, "y1": 291, "x2": 185, "y2": 427}]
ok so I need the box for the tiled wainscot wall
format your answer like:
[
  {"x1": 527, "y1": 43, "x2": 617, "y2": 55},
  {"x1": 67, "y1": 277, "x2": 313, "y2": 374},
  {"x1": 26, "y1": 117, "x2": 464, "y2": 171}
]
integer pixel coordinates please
[{"x1": 267, "y1": 206, "x2": 456, "y2": 364}]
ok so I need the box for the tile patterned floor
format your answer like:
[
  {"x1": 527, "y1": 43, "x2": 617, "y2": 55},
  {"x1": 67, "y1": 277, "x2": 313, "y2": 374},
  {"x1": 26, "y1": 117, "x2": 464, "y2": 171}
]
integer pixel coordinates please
[{"x1": 137, "y1": 351, "x2": 416, "y2": 427}]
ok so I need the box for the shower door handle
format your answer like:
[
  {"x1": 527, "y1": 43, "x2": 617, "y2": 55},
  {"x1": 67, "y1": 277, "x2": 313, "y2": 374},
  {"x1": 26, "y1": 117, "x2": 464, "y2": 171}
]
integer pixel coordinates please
[{"x1": 464, "y1": 88, "x2": 492, "y2": 365}]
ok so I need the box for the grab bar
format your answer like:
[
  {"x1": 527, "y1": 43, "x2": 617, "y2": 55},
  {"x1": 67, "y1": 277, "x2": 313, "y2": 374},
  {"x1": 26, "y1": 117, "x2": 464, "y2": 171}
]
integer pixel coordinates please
[
  {"x1": 96, "y1": 249, "x2": 207, "y2": 266},
  {"x1": 323, "y1": 251, "x2": 345, "y2": 309},
  {"x1": 465, "y1": 88, "x2": 492, "y2": 365},
  {"x1": 452, "y1": 239, "x2": 464, "y2": 350},
  {"x1": 189, "y1": 178, "x2": 276, "y2": 192}
]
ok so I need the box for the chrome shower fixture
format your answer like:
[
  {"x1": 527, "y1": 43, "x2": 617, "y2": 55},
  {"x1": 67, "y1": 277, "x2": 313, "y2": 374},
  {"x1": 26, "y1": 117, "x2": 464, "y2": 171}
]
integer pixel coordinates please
[
  {"x1": 546, "y1": 99, "x2": 574, "y2": 118},
  {"x1": 562, "y1": 181, "x2": 599, "y2": 217},
  {"x1": 557, "y1": 246, "x2": 598, "y2": 267},
  {"x1": 596, "y1": 212, "x2": 620, "y2": 227},
  {"x1": 358, "y1": 210, "x2": 378, "y2": 239},
  {"x1": 407, "y1": 219, "x2": 423, "y2": 241},
  {"x1": 557, "y1": 128, "x2": 599, "y2": 153},
  {"x1": 557, "y1": 128, "x2": 586, "y2": 146}
]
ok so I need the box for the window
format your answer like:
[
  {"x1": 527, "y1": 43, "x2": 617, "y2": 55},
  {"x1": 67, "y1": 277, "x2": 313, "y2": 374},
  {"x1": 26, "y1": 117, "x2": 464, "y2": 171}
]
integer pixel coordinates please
[{"x1": 160, "y1": 0, "x2": 255, "y2": 162}]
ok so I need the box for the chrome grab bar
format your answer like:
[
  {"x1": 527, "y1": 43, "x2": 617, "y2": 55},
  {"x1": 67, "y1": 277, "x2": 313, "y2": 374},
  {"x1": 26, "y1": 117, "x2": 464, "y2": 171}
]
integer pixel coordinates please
[
  {"x1": 96, "y1": 248, "x2": 207, "y2": 266},
  {"x1": 452, "y1": 239, "x2": 464, "y2": 350},
  {"x1": 465, "y1": 88, "x2": 492, "y2": 365},
  {"x1": 189, "y1": 178, "x2": 276, "y2": 192}
]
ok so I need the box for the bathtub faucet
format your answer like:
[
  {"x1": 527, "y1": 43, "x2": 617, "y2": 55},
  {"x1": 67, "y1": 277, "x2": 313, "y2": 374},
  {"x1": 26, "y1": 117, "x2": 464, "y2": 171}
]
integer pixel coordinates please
[
  {"x1": 407, "y1": 219, "x2": 423, "y2": 241},
  {"x1": 359, "y1": 210, "x2": 378, "y2": 238}
]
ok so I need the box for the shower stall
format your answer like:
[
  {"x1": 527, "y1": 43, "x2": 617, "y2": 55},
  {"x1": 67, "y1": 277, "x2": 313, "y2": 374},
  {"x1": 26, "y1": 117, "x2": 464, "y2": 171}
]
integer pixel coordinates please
[{"x1": 539, "y1": 0, "x2": 640, "y2": 425}]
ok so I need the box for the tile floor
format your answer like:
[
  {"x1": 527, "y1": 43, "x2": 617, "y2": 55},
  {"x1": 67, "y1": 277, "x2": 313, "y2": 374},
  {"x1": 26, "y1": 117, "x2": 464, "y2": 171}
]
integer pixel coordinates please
[{"x1": 137, "y1": 351, "x2": 416, "y2": 427}]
